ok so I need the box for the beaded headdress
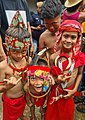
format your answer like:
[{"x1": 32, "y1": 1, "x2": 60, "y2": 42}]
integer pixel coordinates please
[
  {"x1": 5, "y1": 10, "x2": 30, "y2": 50},
  {"x1": 28, "y1": 66, "x2": 51, "y2": 92}
]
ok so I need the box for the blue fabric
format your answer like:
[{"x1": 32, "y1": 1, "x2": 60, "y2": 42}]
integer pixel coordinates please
[
  {"x1": 30, "y1": 13, "x2": 45, "y2": 40},
  {"x1": 33, "y1": 38, "x2": 38, "y2": 54}
]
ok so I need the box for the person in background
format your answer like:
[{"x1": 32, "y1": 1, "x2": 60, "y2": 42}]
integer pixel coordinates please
[
  {"x1": 39, "y1": 0, "x2": 62, "y2": 66},
  {"x1": 62, "y1": 0, "x2": 85, "y2": 23},
  {"x1": 30, "y1": 1, "x2": 45, "y2": 54},
  {"x1": 0, "y1": 0, "x2": 34, "y2": 58}
]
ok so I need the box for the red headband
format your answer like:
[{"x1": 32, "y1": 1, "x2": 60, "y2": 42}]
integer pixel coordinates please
[
  {"x1": 28, "y1": 66, "x2": 50, "y2": 80},
  {"x1": 28, "y1": 66, "x2": 50, "y2": 72},
  {"x1": 54, "y1": 20, "x2": 82, "y2": 55}
]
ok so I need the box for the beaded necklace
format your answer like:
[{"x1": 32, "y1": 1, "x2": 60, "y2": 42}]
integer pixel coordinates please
[
  {"x1": 7, "y1": 56, "x2": 28, "y2": 82},
  {"x1": 28, "y1": 86, "x2": 51, "y2": 99},
  {"x1": 50, "y1": 50, "x2": 75, "y2": 104},
  {"x1": 55, "y1": 50, "x2": 75, "y2": 89}
]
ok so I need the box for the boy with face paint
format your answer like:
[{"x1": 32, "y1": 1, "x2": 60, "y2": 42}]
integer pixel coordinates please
[
  {"x1": 39, "y1": 0, "x2": 62, "y2": 65},
  {"x1": 24, "y1": 59, "x2": 54, "y2": 120},
  {"x1": 46, "y1": 20, "x2": 85, "y2": 120},
  {"x1": 0, "y1": 11, "x2": 31, "y2": 120}
]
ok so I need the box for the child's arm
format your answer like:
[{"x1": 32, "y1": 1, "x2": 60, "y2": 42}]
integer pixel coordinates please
[
  {"x1": 43, "y1": 94, "x2": 49, "y2": 108},
  {"x1": 0, "y1": 76, "x2": 20, "y2": 92},
  {"x1": 73, "y1": 66, "x2": 83, "y2": 91},
  {"x1": 24, "y1": 83, "x2": 33, "y2": 107},
  {"x1": 24, "y1": 83, "x2": 36, "y2": 119},
  {"x1": 0, "y1": 36, "x2": 6, "y2": 61},
  {"x1": 63, "y1": 66, "x2": 84, "y2": 99}
]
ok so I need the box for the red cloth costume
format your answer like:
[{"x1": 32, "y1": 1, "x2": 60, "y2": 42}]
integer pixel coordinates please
[
  {"x1": 46, "y1": 20, "x2": 85, "y2": 120},
  {"x1": 46, "y1": 52, "x2": 85, "y2": 120},
  {"x1": 27, "y1": 66, "x2": 51, "y2": 107},
  {"x1": 45, "y1": 85, "x2": 74, "y2": 120},
  {"x1": 27, "y1": 93, "x2": 46, "y2": 107},
  {"x1": 2, "y1": 93, "x2": 26, "y2": 120},
  {"x1": 33, "y1": 97, "x2": 45, "y2": 107},
  {"x1": 2, "y1": 57, "x2": 27, "y2": 120}
]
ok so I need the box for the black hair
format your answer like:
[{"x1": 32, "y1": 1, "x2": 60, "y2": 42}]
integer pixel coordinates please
[
  {"x1": 37, "y1": 59, "x2": 48, "y2": 66},
  {"x1": 5, "y1": 26, "x2": 30, "y2": 42},
  {"x1": 60, "y1": 0, "x2": 65, "y2": 5},
  {"x1": 67, "y1": 1, "x2": 82, "y2": 13},
  {"x1": 41, "y1": 0, "x2": 62, "y2": 19}
]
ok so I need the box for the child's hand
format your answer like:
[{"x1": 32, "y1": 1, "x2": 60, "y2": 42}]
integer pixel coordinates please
[
  {"x1": 37, "y1": 25, "x2": 43, "y2": 30},
  {"x1": 63, "y1": 89, "x2": 76, "y2": 99},
  {"x1": 3, "y1": 76, "x2": 21, "y2": 86},
  {"x1": 49, "y1": 75, "x2": 55, "y2": 85},
  {"x1": 57, "y1": 74, "x2": 71, "y2": 83}
]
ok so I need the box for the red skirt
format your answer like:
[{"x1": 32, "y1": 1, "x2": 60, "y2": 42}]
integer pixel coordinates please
[
  {"x1": 45, "y1": 85, "x2": 74, "y2": 120},
  {"x1": 2, "y1": 93, "x2": 26, "y2": 120}
]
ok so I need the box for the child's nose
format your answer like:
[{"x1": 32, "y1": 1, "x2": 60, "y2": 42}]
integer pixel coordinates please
[
  {"x1": 35, "y1": 78, "x2": 40, "y2": 84},
  {"x1": 66, "y1": 37, "x2": 71, "y2": 42},
  {"x1": 17, "y1": 53, "x2": 22, "y2": 57}
]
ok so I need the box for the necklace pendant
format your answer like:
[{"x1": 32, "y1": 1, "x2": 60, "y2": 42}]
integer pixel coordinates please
[
  {"x1": 36, "y1": 98, "x2": 38, "y2": 101},
  {"x1": 61, "y1": 80, "x2": 68, "y2": 89}
]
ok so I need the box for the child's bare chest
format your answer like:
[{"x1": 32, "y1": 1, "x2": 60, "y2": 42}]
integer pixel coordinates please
[{"x1": 45, "y1": 35, "x2": 57, "y2": 54}]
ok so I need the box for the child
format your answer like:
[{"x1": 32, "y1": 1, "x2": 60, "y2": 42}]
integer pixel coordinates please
[
  {"x1": 39, "y1": 0, "x2": 62, "y2": 65},
  {"x1": 46, "y1": 20, "x2": 85, "y2": 120},
  {"x1": 24, "y1": 59, "x2": 54, "y2": 120},
  {"x1": 0, "y1": 11, "x2": 31, "y2": 120}
]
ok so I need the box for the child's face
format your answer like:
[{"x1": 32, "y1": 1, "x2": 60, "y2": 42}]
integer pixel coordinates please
[
  {"x1": 29, "y1": 76, "x2": 44, "y2": 93},
  {"x1": 9, "y1": 47, "x2": 28, "y2": 62},
  {"x1": 61, "y1": 31, "x2": 78, "y2": 50},
  {"x1": 44, "y1": 15, "x2": 61, "y2": 33}
]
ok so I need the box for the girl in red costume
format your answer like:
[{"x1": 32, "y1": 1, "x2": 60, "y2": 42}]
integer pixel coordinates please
[{"x1": 46, "y1": 20, "x2": 85, "y2": 120}]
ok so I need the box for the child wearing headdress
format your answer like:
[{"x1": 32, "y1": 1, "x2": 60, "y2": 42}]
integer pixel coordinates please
[
  {"x1": 0, "y1": 11, "x2": 31, "y2": 120},
  {"x1": 24, "y1": 59, "x2": 54, "y2": 120},
  {"x1": 46, "y1": 20, "x2": 85, "y2": 120}
]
